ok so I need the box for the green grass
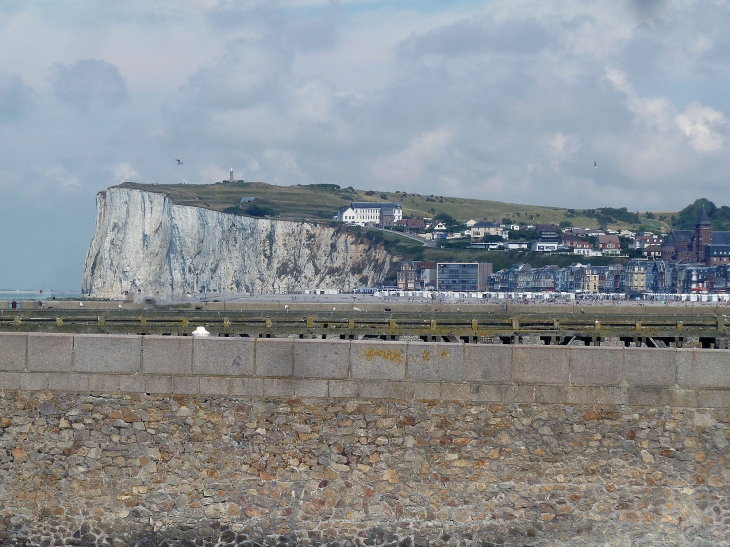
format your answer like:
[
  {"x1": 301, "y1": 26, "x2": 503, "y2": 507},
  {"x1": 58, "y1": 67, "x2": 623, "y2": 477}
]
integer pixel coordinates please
[{"x1": 117, "y1": 181, "x2": 672, "y2": 232}]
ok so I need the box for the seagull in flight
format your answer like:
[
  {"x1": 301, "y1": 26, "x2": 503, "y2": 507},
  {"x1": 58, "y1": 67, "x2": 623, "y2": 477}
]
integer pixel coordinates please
[
  {"x1": 176, "y1": 159, "x2": 183, "y2": 165},
  {"x1": 593, "y1": 161, "x2": 597, "y2": 169}
]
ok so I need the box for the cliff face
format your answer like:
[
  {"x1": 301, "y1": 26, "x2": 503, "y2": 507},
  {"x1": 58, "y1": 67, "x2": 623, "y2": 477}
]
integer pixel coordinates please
[{"x1": 82, "y1": 187, "x2": 393, "y2": 299}]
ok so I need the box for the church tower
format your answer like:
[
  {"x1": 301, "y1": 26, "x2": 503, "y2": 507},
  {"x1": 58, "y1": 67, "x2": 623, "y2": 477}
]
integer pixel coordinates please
[{"x1": 694, "y1": 205, "x2": 713, "y2": 262}]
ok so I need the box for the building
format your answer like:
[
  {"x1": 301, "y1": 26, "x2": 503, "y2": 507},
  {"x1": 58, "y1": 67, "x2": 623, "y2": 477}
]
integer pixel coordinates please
[
  {"x1": 395, "y1": 218, "x2": 426, "y2": 230},
  {"x1": 536, "y1": 224, "x2": 560, "y2": 242},
  {"x1": 396, "y1": 260, "x2": 437, "y2": 290},
  {"x1": 531, "y1": 241, "x2": 561, "y2": 253},
  {"x1": 623, "y1": 261, "x2": 649, "y2": 294},
  {"x1": 661, "y1": 206, "x2": 730, "y2": 265},
  {"x1": 437, "y1": 263, "x2": 492, "y2": 292},
  {"x1": 642, "y1": 244, "x2": 663, "y2": 259},
  {"x1": 396, "y1": 261, "x2": 419, "y2": 290},
  {"x1": 630, "y1": 233, "x2": 662, "y2": 249},
  {"x1": 561, "y1": 234, "x2": 590, "y2": 249},
  {"x1": 335, "y1": 202, "x2": 403, "y2": 227},
  {"x1": 574, "y1": 265, "x2": 601, "y2": 293},
  {"x1": 419, "y1": 261, "x2": 437, "y2": 289},
  {"x1": 230, "y1": 168, "x2": 234, "y2": 183},
  {"x1": 596, "y1": 234, "x2": 620, "y2": 255},
  {"x1": 470, "y1": 221, "x2": 503, "y2": 241},
  {"x1": 240, "y1": 197, "x2": 255, "y2": 204}
]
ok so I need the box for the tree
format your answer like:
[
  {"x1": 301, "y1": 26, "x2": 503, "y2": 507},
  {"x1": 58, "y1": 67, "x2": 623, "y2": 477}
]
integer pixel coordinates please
[
  {"x1": 433, "y1": 212, "x2": 457, "y2": 226},
  {"x1": 674, "y1": 198, "x2": 716, "y2": 230}
]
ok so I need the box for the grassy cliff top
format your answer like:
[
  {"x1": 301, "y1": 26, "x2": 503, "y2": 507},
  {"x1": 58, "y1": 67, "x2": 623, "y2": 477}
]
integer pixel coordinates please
[{"x1": 116, "y1": 181, "x2": 670, "y2": 231}]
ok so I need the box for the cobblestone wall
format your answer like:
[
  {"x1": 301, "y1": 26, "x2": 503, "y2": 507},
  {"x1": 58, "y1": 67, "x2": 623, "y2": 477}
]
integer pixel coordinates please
[
  {"x1": 1, "y1": 392, "x2": 729, "y2": 546},
  {"x1": 1, "y1": 334, "x2": 730, "y2": 546}
]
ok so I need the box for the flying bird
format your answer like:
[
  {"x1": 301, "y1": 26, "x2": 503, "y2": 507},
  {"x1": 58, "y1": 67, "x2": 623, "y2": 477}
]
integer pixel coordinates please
[
  {"x1": 284, "y1": 305, "x2": 289, "y2": 311},
  {"x1": 353, "y1": 307, "x2": 362, "y2": 312},
  {"x1": 593, "y1": 161, "x2": 597, "y2": 169},
  {"x1": 176, "y1": 159, "x2": 183, "y2": 165}
]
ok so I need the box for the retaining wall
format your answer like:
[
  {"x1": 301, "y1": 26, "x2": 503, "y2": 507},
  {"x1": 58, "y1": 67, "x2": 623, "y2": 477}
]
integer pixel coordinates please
[
  {"x1": 1, "y1": 333, "x2": 729, "y2": 406},
  {"x1": 1, "y1": 334, "x2": 730, "y2": 546}
]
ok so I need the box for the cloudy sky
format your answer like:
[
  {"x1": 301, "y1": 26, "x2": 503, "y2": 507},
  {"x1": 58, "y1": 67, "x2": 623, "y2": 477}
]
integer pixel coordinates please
[{"x1": 1, "y1": 0, "x2": 730, "y2": 290}]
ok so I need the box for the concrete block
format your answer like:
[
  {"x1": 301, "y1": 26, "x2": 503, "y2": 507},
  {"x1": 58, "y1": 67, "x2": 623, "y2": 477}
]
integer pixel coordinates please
[
  {"x1": 440, "y1": 383, "x2": 471, "y2": 401},
  {"x1": 294, "y1": 340, "x2": 350, "y2": 379},
  {"x1": 27, "y1": 333, "x2": 73, "y2": 372},
  {"x1": 118, "y1": 375, "x2": 145, "y2": 393},
  {"x1": 412, "y1": 382, "x2": 441, "y2": 401},
  {"x1": 464, "y1": 345, "x2": 511, "y2": 384},
  {"x1": 503, "y1": 385, "x2": 538, "y2": 403},
  {"x1": 263, "y1": 378, "x2": 295, "y2": 397},
  {"x1": 698, "y1": 390, "x2": 730, "y2": 409},
  {"x1": 19, "y1": 373, "x2": 48, "y2": 391},
  {"x1": 200, "y1": 376, "x2": 231, "y2": 395},
  {"x1": 193, "y1": 338, "x2": 254, "y2": 376},
  {"x1": 624, "y1": 348, "x2": 676, "y2": 386},
  {"x1": 173, "y1": 376, "x2": 199, "y2": 395},
  {"x1": 47, "y1": 372, "x2": 89, "y2": 392},
  {"x1": 535, "y1": 385, "x2": 563, "y2": 404},
  {"x1": 351, "y1": 341, "x2": 406, "y2": 380},
  {"x1": 294, "y1": 379, "x2": 328, "y2": 398},
  {"x1": 513, "y1": 346, "x2": 569, "y2": 384},
  {"x1": 669, "y1": 388, "x2": 699, "y2": 408},
  {"x1": 0, "y1": 333, "x2": 27, "y2": 370},
  {"x1": 407, "y1": 342, "x2": 464, "y2": 381},
  {"x1": 142, "y1": 337, "x2": 192, "y2": 375},
  {"x1": 73, "y1": 335, "x2": 141, "y2": 373},
  {"x1": 627, "y1": 387, "x2": 669, "y2": 406},
  {"x1": 145, "y1": 375, "x2": 173, "y2": 394},
  {"x1": 467, "y1": 383, "x2": 503, "y2": 403},
  {"x1": 0, "y1": 371, "x2": 20, "y2": 390},
  {"x1": 255, "y1": 339, "x2": 293, "y2": 377},
  {"x1": 565, "y1": 386, "x2": 627, "y2": 405},
  {"x1": 231, "y1": 377, "x2": 263, "y2": 397},
  {"x1": 356, "y1": 380, "x2": 413, "y2": 400},
  {"x1": 88, "y1": 374, "x2": 119, "y2": 393},
  {"x1": 329, "y1": 380, "x2": 358, "y2": 398},
  {"x1": 677, "y1": 349, "x2": 730, "y2": 389},
  {"x1": 569, "y1": 347, "x2": 623, "y2": 386}
]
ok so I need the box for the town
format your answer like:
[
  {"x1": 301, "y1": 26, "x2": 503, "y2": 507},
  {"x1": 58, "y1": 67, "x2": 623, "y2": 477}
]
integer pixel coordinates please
[{"x1": 335, "y1": 200, "x2": 730, "y2": 296}]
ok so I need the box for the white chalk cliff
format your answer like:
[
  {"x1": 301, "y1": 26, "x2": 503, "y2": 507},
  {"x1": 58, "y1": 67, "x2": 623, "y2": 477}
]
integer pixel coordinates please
[{"x1": 82, "y1": 187, "x2": 394, "y2": 299}]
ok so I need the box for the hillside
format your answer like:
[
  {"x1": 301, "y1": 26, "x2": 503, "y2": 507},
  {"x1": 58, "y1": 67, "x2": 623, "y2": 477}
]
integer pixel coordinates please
[{"x1": 118, "y1": 181, "x2": 669, "y2": 232}]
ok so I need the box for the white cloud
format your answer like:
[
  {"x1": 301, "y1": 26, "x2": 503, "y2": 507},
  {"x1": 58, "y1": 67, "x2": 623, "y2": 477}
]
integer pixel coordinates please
[
  {"x1": 35, "y1": 165, "x2": 82, "y2": 191},
  {"x1": 371, "y1": 127, "x2": 455, "y2": 185},
  {"x1": 675, "y1": 101, "x2": 727, "y2": 152},
  {"x1": 108, "y1": 162, "x2": 139, "y2": 183}
]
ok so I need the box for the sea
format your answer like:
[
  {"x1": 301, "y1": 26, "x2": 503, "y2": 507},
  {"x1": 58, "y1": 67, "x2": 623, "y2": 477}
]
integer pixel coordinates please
[{"x1": 0, "y1": 290, "x2": 82, "y2": 303}]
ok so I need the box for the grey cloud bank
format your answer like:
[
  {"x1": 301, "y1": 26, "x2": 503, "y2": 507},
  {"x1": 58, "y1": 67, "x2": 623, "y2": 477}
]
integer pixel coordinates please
[{"x1": 0, "y1": 0, "x2": 729, "y2": 290}]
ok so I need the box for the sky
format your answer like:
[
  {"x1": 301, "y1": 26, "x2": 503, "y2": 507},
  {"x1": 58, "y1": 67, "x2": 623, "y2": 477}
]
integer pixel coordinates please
[{"x1": 1, "y1": 0, "x2": 730, "y2": 290}]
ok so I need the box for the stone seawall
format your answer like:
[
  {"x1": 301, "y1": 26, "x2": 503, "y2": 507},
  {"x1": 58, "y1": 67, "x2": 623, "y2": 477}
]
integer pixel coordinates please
[{"x1": 1, "y1": 334, "x2": 730, "y2": 546}]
